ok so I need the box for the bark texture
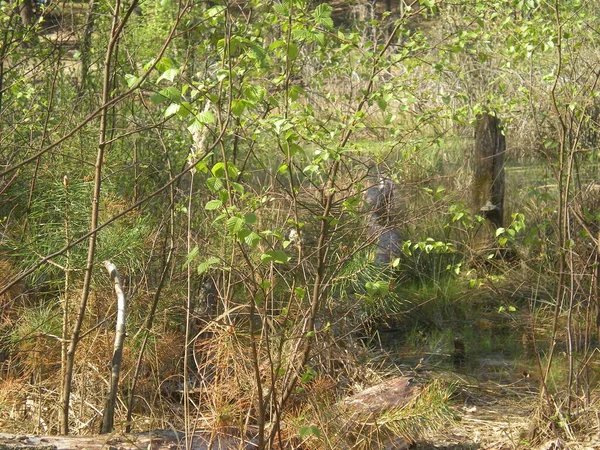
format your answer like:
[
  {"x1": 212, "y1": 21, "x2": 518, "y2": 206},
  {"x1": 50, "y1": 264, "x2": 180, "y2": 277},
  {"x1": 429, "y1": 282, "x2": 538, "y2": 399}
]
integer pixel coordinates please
[{"x1": 473, "y1": 113, "x2": 505, "y2": 229}]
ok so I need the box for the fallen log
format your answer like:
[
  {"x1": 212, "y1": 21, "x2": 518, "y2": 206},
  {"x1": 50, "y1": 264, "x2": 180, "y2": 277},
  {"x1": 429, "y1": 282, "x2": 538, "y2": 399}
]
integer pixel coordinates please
[{"x1": 0, "y1": 430, "x2": 257, "y2": 450}]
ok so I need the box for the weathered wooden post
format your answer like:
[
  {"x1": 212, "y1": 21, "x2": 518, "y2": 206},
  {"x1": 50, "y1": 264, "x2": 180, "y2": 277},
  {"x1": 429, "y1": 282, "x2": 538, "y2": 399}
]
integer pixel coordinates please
[{"x1": 473, "y1": 113, "x2": 505, "y2": 230}]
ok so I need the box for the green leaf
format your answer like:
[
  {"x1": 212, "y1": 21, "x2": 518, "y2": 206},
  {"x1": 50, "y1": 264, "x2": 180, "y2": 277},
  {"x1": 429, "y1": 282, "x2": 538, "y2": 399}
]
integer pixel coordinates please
[
  {"x1": 155, "y1": 56, "x2": 175, "y2": 73},
  {"x1": 301, "y1": 367, "x2": 317, "y2": 383},
  {"x1": 237, "y1": 229, "x2": 260, "y2": 248},
  {"x1": 287, "y1": 42, "x2": 298, "y2": 60},
  {"x1": 273, "y1": 3, "x2": 289, "y2": 17},
  {"x1": 206, "y1": 4, "x2": 226, "y2": 18},
  {"x1": 198, "y1": 256, "x2": 220, "y2": 274},
  {"x1": 196, "y1": 110, "x2": 215, "y2": 125},
  {"x1": 164, "y1": 103, "x2": 180, "y2": 118},
  {"x1": 313, "y1": 3, "x2": 333, "y2": 29},
  {"x1": 261, "y1": 250, "x2": 290, "y2": 264},
  {"x1": 150, "y1": 87, "x2": 181, "y2": 105},
  {"x1": 206, "y1": 177, "x2": 223, "y2": 193},
  {"x1": 248, "y1": 43, "x2": 267, "y2": 64},
  {"x1": 245, "y1": 231, "x2": 261, "y2": 247},
  {"x1": 244, "y1": 85, "x2": 266, "y2": 103},
  {"x1": 231, "y1": 182, "x2": 245, "y2": 194},
  {"x1": 157, "y1": 67, "x2": 179, "y2": 83},
  {"x1": 227, "y1": 216, "x2": 244, "y2": 234},
  {"x1": 289, "y1": 85, "x2": 304, "y2": 102},
  {"x1": 209, "y1": 162, "x2": 240, "y2": 180},
  {"x1": 299, "y1": 426, "x2": 320, "y2": 438},
  {"x1": 227, "y1": 163, "x2": 240, "y2": 179},
  {"x1": 231, "y1": 98, "x2": 254, "y2": 116},
  {"x1": 211, "y1": 66, "x2": 226, "y2": 81},
  {"x1": 187, "y1": 111, "x2": 215, "y2": 133},
  {"x1": 287, "y1": 143, "x2": 302, "y2": 156},
  {"x1": 182, "y1": 246, "x2": 199, "y2": 270},
  {"x1": 365, "y1": 280, "x2": 389, "y2": 297},
  {"x1": 125, "y1": 74, "x2": 140, "y2": 88},
  {"x1": 195, "y1": 159, "x2": 209, "y2": 173},
  {"x1": 177, "y1": 101, "x2": 192, "y2": 118},
  {"x1": 205, "y1": 199, "x2": 222, "y2": 210},
  {"x1": 231, "y1": 99, "x2": 246, "y2": 117},
  {"x1": 211, "y1": 162, "x2": 226, "y2": 177},
  {"x1": 244, "y1": 212, "x2": 257, "y2": 224}
]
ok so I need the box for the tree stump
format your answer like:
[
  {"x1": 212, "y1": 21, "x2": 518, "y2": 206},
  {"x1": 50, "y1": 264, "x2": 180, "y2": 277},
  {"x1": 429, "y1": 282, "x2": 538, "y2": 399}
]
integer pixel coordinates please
[{"x1": 473, "y1": 113, "x2": 505, "y2": 230}]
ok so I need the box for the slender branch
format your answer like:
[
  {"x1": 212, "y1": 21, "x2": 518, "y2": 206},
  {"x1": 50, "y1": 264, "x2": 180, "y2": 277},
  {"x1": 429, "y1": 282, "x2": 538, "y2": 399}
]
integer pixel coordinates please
[
  {"x1": 100, "y1": 261, "x2": 128, "y2": 433},
  {"x1": 60, "y1": 0, "x2": 129, "y2": 433}
]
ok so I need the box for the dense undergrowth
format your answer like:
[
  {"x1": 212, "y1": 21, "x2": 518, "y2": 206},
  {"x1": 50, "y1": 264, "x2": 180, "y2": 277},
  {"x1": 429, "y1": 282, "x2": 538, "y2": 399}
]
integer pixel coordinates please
[{"x1": 1, "y1": 0, "x2": 600, "y2": 448}]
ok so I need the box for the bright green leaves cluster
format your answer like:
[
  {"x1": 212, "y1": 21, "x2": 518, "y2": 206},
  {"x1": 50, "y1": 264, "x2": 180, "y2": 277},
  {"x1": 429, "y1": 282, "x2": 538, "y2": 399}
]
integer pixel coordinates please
[
  {"x1": 401, "y1": 239, "x2": 454, "y2": 256},
  {"x1": 202, "y1": 158, "x2": 292, "y2": 265},
  {"x1": 312, "y1": 3, "x2": 333, "y2": 29},
  {"x1": 205, "y1": 162, "x2": 243, "y2": 197},
  {"x1": 125, "y1": 56, "x2": 203, "y2": 125},
  {"x1": 205, "y1": 190, "x2": 262, "y2": 251},
  {"x1": 495, "y1": 213, "x2": 526, "y2": 246},
  {"x1": 231, "y1": 84, "x2": 269, "y2": 120}
]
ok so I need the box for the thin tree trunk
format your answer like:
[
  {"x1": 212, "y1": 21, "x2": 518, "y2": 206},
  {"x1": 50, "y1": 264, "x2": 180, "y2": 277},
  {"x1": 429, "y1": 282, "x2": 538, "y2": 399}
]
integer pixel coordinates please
[
  {"x1": 101, "y1": 261, "x2": 127, "y2": 434},
  {"x1": 17, "y1": 0, "x2": 34, "y2": 27},
  {"x1": 540, "y1": 1, "x2": 567, "y2": 412},
  {"x1": 183, "y1": 169, "x2": 195, "y2": 450},
  {"x1": 60, "y1": 0, "x2": 131, "y2": 433},
  {"x1": 79, "y1": 0, "x2": 98, "y2": 95},
  {"x1": 0, "y1": 24, "x2": 6, "y2": 113},
  {"x1": 61, "y1": 175, "x2": 71, "y2": 410}
]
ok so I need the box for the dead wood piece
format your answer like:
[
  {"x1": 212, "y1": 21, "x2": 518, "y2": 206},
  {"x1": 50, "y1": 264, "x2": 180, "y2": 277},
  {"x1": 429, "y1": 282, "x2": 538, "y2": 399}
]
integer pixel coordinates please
[
  {"x1": 340, "y1": 377, "x2": 421, "y2": 449},
  {"x1": 0, "y1": 430, "x2": 257, "y2": 450},
  {"x1": 0, "y1": 435, "x2": 56, "y2": 450},
  {"x1": 343, "y1": 376, "x2": 421, "y2": 414},
  {"x1": 0, "y1": 444, "x2": 56, "y2": 450}
]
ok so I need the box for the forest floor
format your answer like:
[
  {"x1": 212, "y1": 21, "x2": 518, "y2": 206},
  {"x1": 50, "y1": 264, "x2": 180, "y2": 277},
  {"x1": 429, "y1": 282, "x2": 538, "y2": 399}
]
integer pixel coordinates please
[
  {"x1": 406, "y1": 358, "x2": 600, "y2": 450},
  {"x1": 420, "y1": 377, "x2": 535, "y2": 450}
]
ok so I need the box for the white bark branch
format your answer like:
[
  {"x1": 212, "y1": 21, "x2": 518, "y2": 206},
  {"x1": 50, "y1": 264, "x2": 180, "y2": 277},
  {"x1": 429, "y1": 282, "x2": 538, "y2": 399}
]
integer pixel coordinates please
[{"x1": 101, "y1": 260, "x2": 127, "y2": 434}]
